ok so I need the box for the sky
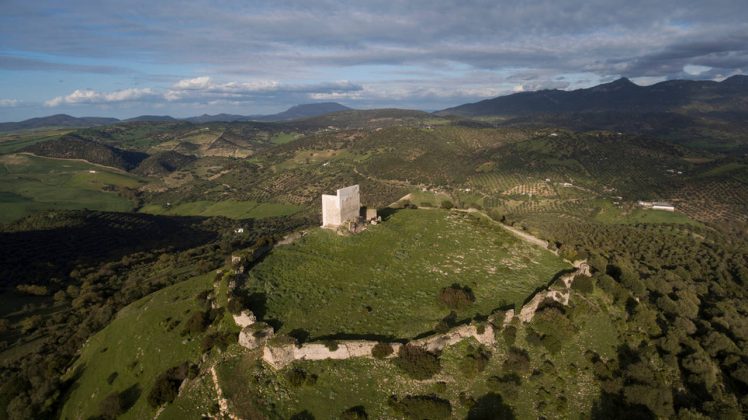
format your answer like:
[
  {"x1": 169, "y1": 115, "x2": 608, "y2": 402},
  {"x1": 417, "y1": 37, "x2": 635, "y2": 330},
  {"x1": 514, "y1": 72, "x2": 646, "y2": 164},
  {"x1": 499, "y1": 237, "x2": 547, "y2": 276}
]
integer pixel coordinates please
[{"x1": 1, "y1": 0, "x2": 747, "y2": 121}]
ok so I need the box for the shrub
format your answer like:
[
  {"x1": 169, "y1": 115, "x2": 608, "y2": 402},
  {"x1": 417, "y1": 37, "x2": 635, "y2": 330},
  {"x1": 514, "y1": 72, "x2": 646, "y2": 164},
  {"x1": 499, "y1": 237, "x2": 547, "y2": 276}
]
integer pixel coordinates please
[
  {"x1": 16, "y1": 284, "x2": 49, "y2": 296},
  {"x1": 322, "y1": 339, "x2": 339, "y2": 351},
  {"x1": 531, "y1": 307, "x2": 576, "y2": 354},
  {"x1": 290, "y1": 410, "x2": 315, "y2": 420},
  {"x1": 106, "y1": 372, "x2": 118, "y2": 385},
  {"x1": 372, "y1": 342, "x2": 394, "y2": 359},
  {"x1": 226, "y1": 298, "x2": 243, "y2": 315},
  {"x1": 388, "y1": 394, "x2": 452, "y2": 419},
  {"x1": 459, "y1": 345, "x2": 492, "y2": 378},
  {"x1": 285, "y1": 367, "x2": 317, "y2": 387},
  {"x1": 571, "y1": 276, "x2": 594, "y2": 294},
  {"x1": 487, "y1": 373, "x2": 521, "y2": 398},
  {"x1": 147, "y1": 362, "x2": 189, "y2": 408},
  {"x1": 180, "y1": 311, "x2": 210, "y2": 336},
  {"x1": 438, "y1": 284, "x2": 476, "y2": 310},
  {"x1": 434, "y1": 311, "x2": 458, "y2": 333},
  {"x1": 501, "y1": 325, "x2": 517, "y2": 346},
  {"x1": 502, "y1": 347, "x2": 530, "y2": 374},
  {"x1": 341, "y1": 405, "x2": 368, "y2": 419},
  {"x1": 440, "y1": 200, "x2": 454, "y2": 210},
  {"x1": 421, "y1": 201, "x2": 433, "y2": 208},
  {"x1": 394, "y1": 345, "x2": 441, "y2": 380}
]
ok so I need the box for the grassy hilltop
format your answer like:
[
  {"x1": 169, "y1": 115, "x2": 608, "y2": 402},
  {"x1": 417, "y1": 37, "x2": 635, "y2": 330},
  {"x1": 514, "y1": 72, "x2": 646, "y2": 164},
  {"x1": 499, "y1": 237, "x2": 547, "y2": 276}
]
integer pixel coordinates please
[{"x1": 248, "y1": 209, "x2": 569, "y2": 338}]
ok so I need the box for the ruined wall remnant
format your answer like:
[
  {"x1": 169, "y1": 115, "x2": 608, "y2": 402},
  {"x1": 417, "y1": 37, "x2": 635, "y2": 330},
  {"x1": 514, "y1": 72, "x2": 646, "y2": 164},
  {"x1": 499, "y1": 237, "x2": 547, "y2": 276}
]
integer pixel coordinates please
[{"x1": 322, "y1": 184, "x2": 361, "y2": 228}]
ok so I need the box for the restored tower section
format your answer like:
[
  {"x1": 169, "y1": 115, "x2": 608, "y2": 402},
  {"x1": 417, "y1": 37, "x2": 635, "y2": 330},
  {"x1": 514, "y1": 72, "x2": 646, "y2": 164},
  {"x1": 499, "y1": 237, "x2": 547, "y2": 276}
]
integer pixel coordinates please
[{"x1": 321, "y1": 185, "x2": 361, "y2": 228}]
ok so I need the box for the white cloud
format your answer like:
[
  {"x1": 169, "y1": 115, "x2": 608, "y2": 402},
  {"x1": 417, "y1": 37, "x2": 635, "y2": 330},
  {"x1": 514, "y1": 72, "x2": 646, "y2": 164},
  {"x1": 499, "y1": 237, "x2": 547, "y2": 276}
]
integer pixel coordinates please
[
  {"x1": 0, "y1": 99, "x2": 18, "y2": 107},
  {"x1": 684, "y1": 64, "x2": 712, "y2": 75},
  {"x1": 44, "y1": 88, "x2": 156, "y2": 107},
  {"x1": 164, "y1": 76, "x2": 360, "y2": 102}
]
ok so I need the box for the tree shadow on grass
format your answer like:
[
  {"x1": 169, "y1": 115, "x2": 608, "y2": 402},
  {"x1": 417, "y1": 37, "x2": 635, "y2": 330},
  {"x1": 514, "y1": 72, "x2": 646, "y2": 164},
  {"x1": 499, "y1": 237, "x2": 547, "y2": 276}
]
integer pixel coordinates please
[
  {"x1": 467, "y1": 392, "x2": 516, "y2": 420},
  {"x1": 120, "y1": 383, "x2": 142, "y2": 412}
]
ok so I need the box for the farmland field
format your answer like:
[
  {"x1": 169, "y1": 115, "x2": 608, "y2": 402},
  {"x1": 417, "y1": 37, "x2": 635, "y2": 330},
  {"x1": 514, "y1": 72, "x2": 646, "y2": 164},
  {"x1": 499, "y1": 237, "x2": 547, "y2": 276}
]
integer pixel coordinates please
[
  {"x1": 0, "y1": 154, "x2": 144, "y2": 223},
  {"x1": 139, "y1": 199, "x2": 300, "y2": 219}
]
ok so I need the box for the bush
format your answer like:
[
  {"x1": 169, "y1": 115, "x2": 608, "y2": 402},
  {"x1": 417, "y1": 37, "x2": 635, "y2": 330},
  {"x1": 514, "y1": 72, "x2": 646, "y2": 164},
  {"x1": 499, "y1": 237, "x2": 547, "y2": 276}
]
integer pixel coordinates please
[
  {"x1": 571, "y1": 276, "x2": 594, "y2": 294},
  {"x1": 180, "y1": 311, "x2": 210, "y2": 336},
  {"x1": 388, "y1": 394, "x2": 452, "y2": 419},
  {"x1": 285, "y1": 367, "x2": 317, "y2": 387},
  {"x1": 440, "y1": 200, "x2": 454, "y2": 210},
  {"x1": 501, "y1": 325, "x2": 517, "y2": 346},
  {"x1": 439, "y1": 284, "x2": 476, "y2": 310},
  {"x1": 487, "y1": 373, "x2": 521, "y2": 398},
  {"x1": 502, "y1": 347, "x2": 530, "y2": 373},
  {"x1": 459, "y1": 345, "x2": 491, "y2": 378},
  {"x1": 290, "y1": 410, "x2": 315, "y2": 420},
  {"x1": 421, "y1": 201, "x2": 433, "y2": 208},
  {"x1": 322, "y1": 339, "x2": 339, "y2": 351},
  {"x1": 147, "y1": 362, "x2": 189, "y2": 408},
  {"x1": 394, "y1": 345, "x2": 441, "y2": 380},
  {"x1": 372, "y1": 342, "x2": 394, "y2": 359},
  {"x1": 341, "y1": 405, "x2": 368, "y2": 419}
]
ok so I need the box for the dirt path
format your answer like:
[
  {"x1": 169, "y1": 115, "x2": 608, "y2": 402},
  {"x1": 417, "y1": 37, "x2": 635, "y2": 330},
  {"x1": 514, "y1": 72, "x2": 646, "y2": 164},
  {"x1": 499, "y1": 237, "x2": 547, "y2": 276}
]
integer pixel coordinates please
[
  {"x1": 15, "y1": 152, "x2": 133, "y2": 174},
  {"x1": 210, "y1": 366, "x2": 237, "y2": 420}
]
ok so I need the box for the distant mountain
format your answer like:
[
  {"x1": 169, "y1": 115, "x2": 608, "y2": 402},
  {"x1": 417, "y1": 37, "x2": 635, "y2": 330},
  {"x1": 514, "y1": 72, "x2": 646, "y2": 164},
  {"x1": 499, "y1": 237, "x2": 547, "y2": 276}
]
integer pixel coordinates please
[
  {"x1": 436, "y1": 75, "x2": 748, "y2": 117},
  {"x1": 0, "y1": 114, "x2": 119, "y2": 132},
  {"x1": 183, "y1": 113, "x2": 247, "y2": 123},
  {"x1": 246, "y1": 102, "x2": 352, "y2": 122},
  {"x1": 0, "y1": 103, "x2": 353, "y2": 132},
  {"x1": 21, "y1": 135, "x2": 148, "y2": 170},
  {"x1": 124, "y1": 115, "x2": 179, "y2": 123}
]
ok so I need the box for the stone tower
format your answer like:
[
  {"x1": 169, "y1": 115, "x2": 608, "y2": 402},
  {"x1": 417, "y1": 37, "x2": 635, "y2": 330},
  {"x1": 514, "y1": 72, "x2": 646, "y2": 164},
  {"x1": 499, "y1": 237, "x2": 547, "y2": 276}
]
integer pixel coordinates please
[{"x1": 321, "y1": 185, "x2": 361, "y2": 228}]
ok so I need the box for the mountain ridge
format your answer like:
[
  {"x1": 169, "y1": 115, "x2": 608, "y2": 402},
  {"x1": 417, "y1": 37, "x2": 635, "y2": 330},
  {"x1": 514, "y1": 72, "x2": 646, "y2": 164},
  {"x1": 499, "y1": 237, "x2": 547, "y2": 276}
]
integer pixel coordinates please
[
  {"x1": 436, "y1": 75, "x2": 748, "y2": 117},
  {"x1": 0, "y1": 102, "x2": 354, "y2": 132}
]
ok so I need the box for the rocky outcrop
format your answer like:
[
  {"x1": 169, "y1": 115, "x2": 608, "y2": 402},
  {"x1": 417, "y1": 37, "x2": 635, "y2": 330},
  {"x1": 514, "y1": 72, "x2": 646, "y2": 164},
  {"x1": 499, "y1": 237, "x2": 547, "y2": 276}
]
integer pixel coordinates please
[
  {"x1": 232, "y1": 310, "x2": 256, "y2": 328},
  {"x1": 238, "y1": 323, "x2": 274, "y2": 350}
]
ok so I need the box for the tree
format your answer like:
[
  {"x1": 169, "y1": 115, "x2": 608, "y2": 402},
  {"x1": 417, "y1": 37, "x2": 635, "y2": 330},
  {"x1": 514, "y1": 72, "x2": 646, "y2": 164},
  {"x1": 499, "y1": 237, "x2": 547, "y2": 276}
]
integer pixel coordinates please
[
  {"x1": 439, "y1": 284, "x2": 475, "y2": 310},
  {"x1": 440, "y1": 200, "x2": 454, "y2": 210},
  {"x1": 394, "y1": 345, "x2": 442, "y2": 380}
]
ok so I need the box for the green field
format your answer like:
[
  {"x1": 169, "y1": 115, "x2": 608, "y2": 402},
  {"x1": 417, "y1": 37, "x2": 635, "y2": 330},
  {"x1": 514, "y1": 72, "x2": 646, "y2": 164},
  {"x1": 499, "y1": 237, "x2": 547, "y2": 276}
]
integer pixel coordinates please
[
  {"x1": 0, "y1": 154, "x2": 144, "y2": 224},
  {"x1": 247, "y1": 209, "x2": 569, "y2": 338},
  {"x1": 0, "y1": 129, "x2": 72, "y2": 154},
  {"x1": 140, "y1": 199, "x2": 300, "y2": 219},
  {"x1": 60, "y1": 273, "x2": 215, "y2": 420}
]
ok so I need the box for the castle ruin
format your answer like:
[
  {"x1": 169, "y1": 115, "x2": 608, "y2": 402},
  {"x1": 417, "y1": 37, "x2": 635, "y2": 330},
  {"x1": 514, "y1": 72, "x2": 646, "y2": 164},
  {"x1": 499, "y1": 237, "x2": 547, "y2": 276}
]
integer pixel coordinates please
[{"x1": 321, "y1": 185, "x2": 361, "y2": 228}]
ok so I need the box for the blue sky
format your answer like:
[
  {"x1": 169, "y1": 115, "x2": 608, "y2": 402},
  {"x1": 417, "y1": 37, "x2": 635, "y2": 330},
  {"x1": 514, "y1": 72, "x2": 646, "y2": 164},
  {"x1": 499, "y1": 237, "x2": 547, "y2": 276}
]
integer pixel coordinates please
[{"x1": 1, "y1": 0, "x2": 747, "y2": 121}]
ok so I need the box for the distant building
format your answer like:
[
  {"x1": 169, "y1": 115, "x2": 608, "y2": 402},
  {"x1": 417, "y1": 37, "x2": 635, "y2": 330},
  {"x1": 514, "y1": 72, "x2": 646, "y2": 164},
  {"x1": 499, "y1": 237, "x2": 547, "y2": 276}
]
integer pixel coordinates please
[
  {"x1": 651, "y1": 202, "x2": 675, "y2": 212},
  {"x1": 322, "y1": 185, "x2": 361, "y2": 228},
  {"x1": 638, "y1": 201, "x2": 675, "y2": 212}
]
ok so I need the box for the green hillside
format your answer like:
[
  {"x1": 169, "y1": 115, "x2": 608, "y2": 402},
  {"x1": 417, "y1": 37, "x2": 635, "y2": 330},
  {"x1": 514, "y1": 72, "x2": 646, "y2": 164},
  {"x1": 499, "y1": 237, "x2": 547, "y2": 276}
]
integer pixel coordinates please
[
  {"x1": 60, "y1": 273, "x2": 216, "y2": 420},
  {"x1": 0, "y1": 154, "x2": 144, "y2": 223}
]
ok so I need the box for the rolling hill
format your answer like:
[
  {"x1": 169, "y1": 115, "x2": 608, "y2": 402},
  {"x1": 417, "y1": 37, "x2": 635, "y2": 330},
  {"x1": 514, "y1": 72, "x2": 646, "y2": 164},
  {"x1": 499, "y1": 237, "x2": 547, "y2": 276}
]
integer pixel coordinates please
[{"x1": 0, "y1": 114, "x2": 119, "y2": 133}]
